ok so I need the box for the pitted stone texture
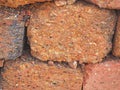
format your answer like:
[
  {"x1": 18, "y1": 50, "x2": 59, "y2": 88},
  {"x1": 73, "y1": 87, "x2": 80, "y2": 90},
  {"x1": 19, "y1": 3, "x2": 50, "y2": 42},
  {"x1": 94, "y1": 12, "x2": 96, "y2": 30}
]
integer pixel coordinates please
[
  {"x1": 0, "y1": 6, "x2": 26, "y2": 60},
  {"x1": 83, "y1": 58, "x2": 120, "y2": 90},
  {"x1": 0, "y1": 0, "x2": 51, "y2": 8},
  {"x1": 85, "y1": 0, "x2": 120, "y2": 9},
  {"x1": 1, "y1": 54, "x2": 83, "y2": 90},
  {"x1": 28, "y1": 1, "x2": 116, "y2": 63},
  {"x1": 113, "y1": 12, "x2": 120, "y2": 57}
]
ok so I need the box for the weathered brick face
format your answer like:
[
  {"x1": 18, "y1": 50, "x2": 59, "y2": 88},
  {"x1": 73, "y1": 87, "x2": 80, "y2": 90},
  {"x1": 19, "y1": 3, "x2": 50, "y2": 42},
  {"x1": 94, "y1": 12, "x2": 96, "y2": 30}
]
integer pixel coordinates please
[
  {"x1": 0, "y1": 6, "x2": 26, "y2": 60},
  {"x1": 1, "y1": 54, "x2": 83, "y2": 90},
  {"x1": 27, "y1": 1, "x2": 117, "y2": 63},
  {"x1": 83, "y1": 58, "x2": 120, "y2": 90},
  {"x1": 85, "y1": 0, "x2": 120, "y2": 9}
]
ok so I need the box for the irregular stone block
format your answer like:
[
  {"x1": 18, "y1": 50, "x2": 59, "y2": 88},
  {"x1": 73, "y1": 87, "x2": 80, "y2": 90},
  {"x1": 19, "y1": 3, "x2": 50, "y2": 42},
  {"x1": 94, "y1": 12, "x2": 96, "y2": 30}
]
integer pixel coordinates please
[
  {"x1": 1, "y1": 54, "x2": 83, "y2": 90},
  {"x1": 83, "y1": 57, "x2": 120, "y2": 90},
  {"x1": 28, "y1": 1, "x2": 117, "y2": 63},
  {"x1": 0, "y1": 6, "x2": 26, "y2": 60}
]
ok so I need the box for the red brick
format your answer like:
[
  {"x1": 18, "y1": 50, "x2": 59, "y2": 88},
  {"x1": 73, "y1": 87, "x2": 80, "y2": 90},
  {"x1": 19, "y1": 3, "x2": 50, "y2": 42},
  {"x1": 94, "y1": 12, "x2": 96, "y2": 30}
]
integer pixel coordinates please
[
  {"x1": 83, "y1": 58, "x2": 120, "y2": 90},
  {"x1": 85, "y1": 0, "x2": 120, "y2": 9},
  {"x1": 1, "y1": 54, "x2": 83, "y2": 90},
  {"x1": 27, "y1": 1, "x2": 117, "y2": 63},
  {"x1": 0, "y1": 6, "x2": 27, "y2": 60}
]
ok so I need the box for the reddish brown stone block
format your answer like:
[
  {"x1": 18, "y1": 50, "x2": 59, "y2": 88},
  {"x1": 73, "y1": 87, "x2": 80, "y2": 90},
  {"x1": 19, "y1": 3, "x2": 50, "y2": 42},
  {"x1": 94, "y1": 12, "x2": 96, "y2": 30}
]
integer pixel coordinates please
[
  {"x1": 0, "y1": 6, "x2": 27, "y2": 60},
  {"x1": 83, "y1": 58, "x2": 120, "y2": 90},
  {"x1": 1, "y1": 54, "x2": 83, "y2": 90},
  {"x1": 85, "y1": 0, "x2": 120, "y2": 9},
  {"x1": 28, "y1": 1, "x2": 117, "y2": 63}
]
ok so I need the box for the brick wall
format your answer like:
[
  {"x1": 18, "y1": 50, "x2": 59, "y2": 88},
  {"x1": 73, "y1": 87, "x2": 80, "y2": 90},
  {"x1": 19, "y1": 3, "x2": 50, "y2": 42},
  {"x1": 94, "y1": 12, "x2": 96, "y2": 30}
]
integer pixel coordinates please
[{"x1": 0, "y1": 0, "x2": 120, "y2": 90}]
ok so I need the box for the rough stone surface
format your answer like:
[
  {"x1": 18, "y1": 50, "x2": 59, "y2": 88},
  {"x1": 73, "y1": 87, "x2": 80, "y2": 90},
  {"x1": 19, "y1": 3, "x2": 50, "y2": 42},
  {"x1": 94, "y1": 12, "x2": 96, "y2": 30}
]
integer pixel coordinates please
[
  {"x1": 113, "y1": 12, "x2": 120, "y2": 57},
  {"x1": 28, "y1": 1, "x2": 117, "y2": 63},
  {"x1": 83, "y1": 58, "x2": 120, "y2": 90},
  {"x1": 0, "y1": 6, "x2": 27, "y2": 60},
  {"x1": 0, "y1": 0, "x2": 51, "y2": 8},
  {"x1": 1, "y1": 54, "x2": 83, "y2": 90},
  {"x1": 85, "y1": 0, "x2": 120, "y2": 9}
]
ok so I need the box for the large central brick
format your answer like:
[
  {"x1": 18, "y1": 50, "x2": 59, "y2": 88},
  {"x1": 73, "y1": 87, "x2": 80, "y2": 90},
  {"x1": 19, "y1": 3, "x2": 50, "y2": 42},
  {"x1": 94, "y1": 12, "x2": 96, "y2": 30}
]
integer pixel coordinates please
[
  {"x1": 0, "y1": 6, "x2": 27, "y2": 60},
  {"x1": 28, "y1": 1, "x2": 117, "y2": 63}
]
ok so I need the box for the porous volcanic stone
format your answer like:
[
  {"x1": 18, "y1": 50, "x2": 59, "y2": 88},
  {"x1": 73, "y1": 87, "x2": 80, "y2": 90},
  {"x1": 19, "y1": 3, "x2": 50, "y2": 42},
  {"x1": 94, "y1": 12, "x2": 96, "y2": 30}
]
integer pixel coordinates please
[
  {"x1": 28, "y1": 1, "x2": 116, "y2": 63},
  {"x1": 1, "y1": 54, "x2": 83, "y2": 90},
  {"x1": 83, "y1": 57, "x2": 120, "y2": 90},
  {"x1": 0, "y1": 6, "x2": 27, "y2": 60},
  {"x1": 85, "y1": 0, "x2": 120, "y2": 9}
]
